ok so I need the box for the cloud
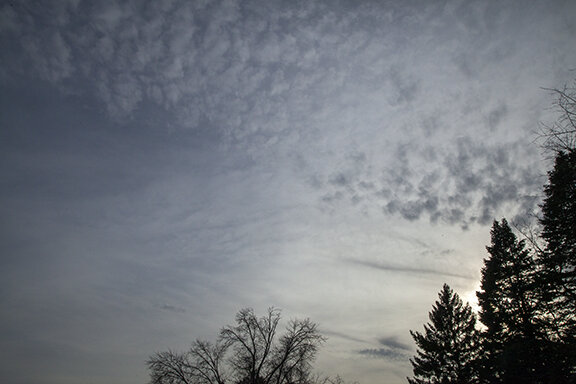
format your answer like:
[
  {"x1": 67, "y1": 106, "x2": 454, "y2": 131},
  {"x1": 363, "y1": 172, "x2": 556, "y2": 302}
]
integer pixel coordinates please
[
  {"x1": 2, "y1": 2, "x2": 576, "y2": 384},
  {"x1": 358, "y1": 348, "x2": 406, "y2": 361},
  {"x1": 316, "y1": 135, "x2": 544, "y2": 229},
  {"x1": 157, "y1": 303, "x2": 187, "y2": 314},
  {"x1": 3, "y1": 0, "x2": 573, "y2": 174},
  {"x1": 0, "y1": 1, "x2": 517, "y2": 141},
  {"x1": 358, "y1": 336, "x2": 411, "y2": 361},
  {"x1": 388, "y1": 67, "x2": 420, "y2": 106},
  {"x1": 322, "y1": 330, "x2": 367, "y2": 344},
  {"x1": 348, "y1": 259, "x2": 473, "y2": 280},
  {"x1": 377, "y1": 336, "x2": 412, "y2": 353},
  {"x1": 485, "y1": 103, "x2": 509, "y2": 131}
]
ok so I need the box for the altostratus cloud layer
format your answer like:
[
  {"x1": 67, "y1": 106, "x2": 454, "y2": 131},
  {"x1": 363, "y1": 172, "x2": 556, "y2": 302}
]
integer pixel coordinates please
[{"x1": 1, "y1": 1, "x2": 576, "y2": 384}]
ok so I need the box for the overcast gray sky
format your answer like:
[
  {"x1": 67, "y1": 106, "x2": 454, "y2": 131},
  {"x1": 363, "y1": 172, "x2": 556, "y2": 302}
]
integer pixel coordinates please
[{"x1": 1, "y1": 1, "x2": 575, "y2": 383}]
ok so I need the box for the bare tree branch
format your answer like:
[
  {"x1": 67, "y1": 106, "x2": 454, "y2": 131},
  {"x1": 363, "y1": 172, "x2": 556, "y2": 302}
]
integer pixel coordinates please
[
  {"x1": 147, "y1": 350, "x2": 194, "y2": 384},
  {"x1": 147, "y1": 308, "x2": 326, "y2": 384},
  {"x1": 538, "y1": 81, "x2": 576, "y2": 154}
]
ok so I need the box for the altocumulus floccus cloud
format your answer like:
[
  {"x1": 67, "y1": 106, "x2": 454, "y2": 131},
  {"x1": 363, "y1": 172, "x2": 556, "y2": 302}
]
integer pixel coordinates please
[{"x1": 1, "y1": 2, "x2": 576, "y2": 384}]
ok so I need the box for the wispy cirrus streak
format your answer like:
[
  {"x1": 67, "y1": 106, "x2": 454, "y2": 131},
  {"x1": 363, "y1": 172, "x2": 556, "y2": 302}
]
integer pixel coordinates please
[{"x1": 347, "y1": 259, "x2": 474, "y2": 280}]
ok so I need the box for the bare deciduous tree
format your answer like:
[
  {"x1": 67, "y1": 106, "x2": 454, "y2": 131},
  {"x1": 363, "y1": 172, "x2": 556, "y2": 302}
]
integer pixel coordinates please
[
  {"x1": 147, "y1": 308, "x2": 326, "y2": 384},
  {"x1": 539, "y1": 80, "x2": 576, "y2": 153}
]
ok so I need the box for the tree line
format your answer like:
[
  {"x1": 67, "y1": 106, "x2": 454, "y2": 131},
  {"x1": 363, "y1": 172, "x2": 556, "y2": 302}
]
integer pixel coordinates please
[{"x1": 408, "y1": 82, "x2": 576, "y2": 384}]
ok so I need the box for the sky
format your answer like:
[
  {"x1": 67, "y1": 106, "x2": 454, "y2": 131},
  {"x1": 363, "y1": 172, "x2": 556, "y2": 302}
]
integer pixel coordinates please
[{"x1": 1, "y1": 0, "x2": 575, "y2": 383}]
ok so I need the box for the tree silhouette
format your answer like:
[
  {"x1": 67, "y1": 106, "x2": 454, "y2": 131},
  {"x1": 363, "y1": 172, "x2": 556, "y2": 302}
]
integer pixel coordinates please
[
  {"x1": 537, "y1": 149, "x2": 576, "y2": 381},
  {"x1": 539, "y1": 150, "x2": 576, "y2": 336},
  {"x1": 147, "y1": 308, "x2": 326, "y2": 384},
  {"x1": 476, "y1": 219, "x2": 544, "y2": 383},
  {"x1": 408, "y1": 284, "x2": 479, "y2": 384}
]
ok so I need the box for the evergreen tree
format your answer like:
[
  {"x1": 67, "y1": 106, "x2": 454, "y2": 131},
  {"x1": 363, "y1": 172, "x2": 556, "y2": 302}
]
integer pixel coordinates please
[
  {"x1": 539, "y1": 150, "x2": 576, "y2": 339},
  {"x1": 476, "y1": 219, "x2": 543, "y2": 383},
  {"x1": 408, "y1": 284, "x2": 479, "y2": 384},
  {"x1": 537, "y1": 150, "x2": 576, "y2": 381}
]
